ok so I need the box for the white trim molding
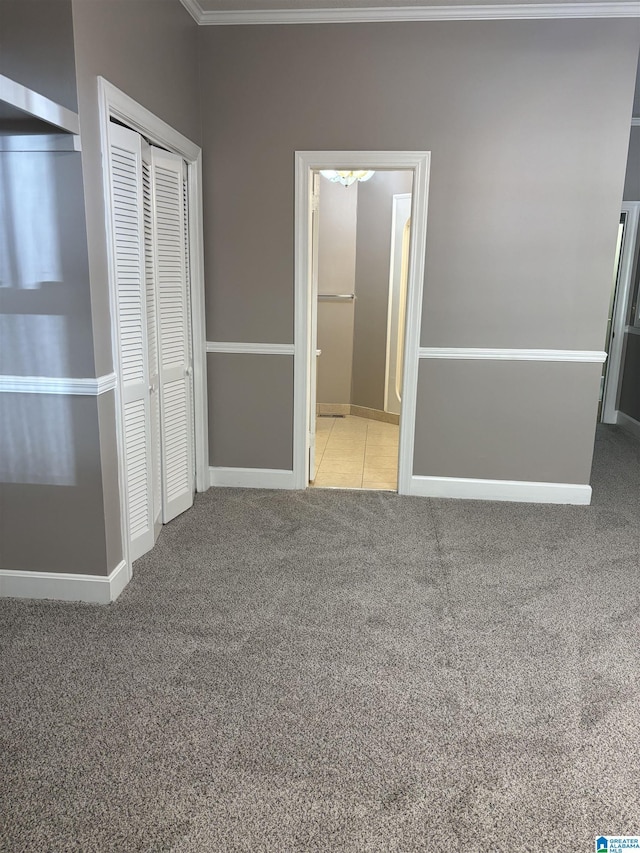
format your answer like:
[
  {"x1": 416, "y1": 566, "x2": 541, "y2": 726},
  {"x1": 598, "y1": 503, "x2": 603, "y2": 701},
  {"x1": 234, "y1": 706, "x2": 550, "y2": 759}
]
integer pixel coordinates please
[
  {"x1": 0, "y1": 74, "x2": 80, "y2": 135},
  {"x1": 418, "y1": 347, "x2": 607, "y2": 362},
  {"x1": 206, "y1": 342, "x2": 295, "y2": 355},
  {"x1": 183, "y1": 2, "x2": 640, "y2": 25},
  {"x1": 0, "y1": 134, "x2": 81, "y2": 153},
  {"x1": 409, "y1": 475, "x2": 592, "y2": 504},
  {"x1": 0, "y1": 560, "x2": 129, "y2": 604},
  {"x1": 616, "y1": 411, "x2": 640, "y2": 440},
  {"x1": 0, "y1": 372, "x2": 117, "y2": 395},
  {"x1": 210, "y1": 467, "x2": 297, "y2": 489}
]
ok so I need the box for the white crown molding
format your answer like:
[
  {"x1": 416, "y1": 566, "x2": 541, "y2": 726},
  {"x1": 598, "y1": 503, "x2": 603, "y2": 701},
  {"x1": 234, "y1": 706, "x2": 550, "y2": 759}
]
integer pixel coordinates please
[
  {"x1": 410, "y1": 475, "x2": 592, "y2": 504},
  {"x1": 182, "y1": 1, "x2": 640, "y2": 26},
  {"x1": 0, "y1": 560, "x2": 128, "y2": 604},
  {"x1": 616, "y1": 411, "x2": 640, "y2": 439},
  {"x1": 180, "y1": 0, "x2": 205, "y2": 23},
  {"x1": 418, "y1": 347, "x2": 607, "y2": 362},
  {"x1": 0, "y1": 74, "x2": 80, "y2": 134},
  {"x1": 0, "y1": 372, "x2": 117, "y2": 395},
  {"x1": 210, "y1": 466, "x2": 297, "y2": 488},
  {"x1": 206, "y1": 341, "x2": 295, "y2": 355}
]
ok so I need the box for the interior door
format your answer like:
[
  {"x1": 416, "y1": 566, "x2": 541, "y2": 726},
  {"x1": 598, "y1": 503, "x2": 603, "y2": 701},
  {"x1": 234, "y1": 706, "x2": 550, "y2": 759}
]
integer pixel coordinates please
[
  {"x1": 107, "y1": 122, "x2": 155, "y2": 561},
  {"x1": 385, "y1": 194, "x2": 412, "y2": 416},
  {"x1": 149, "y1": 146, "x2": 195, "y2": 522},
  {"x1": 308, "y1": 171, "x2": 320, "y2": 483},
  {"x1": 141, "y1": 143, "x2": 162, "y2": 540}
]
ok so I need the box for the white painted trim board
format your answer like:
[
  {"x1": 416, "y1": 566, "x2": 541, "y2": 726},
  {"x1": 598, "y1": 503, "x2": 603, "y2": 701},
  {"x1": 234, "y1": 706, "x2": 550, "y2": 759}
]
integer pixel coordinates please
[
  {"x1": 206, "y1": 342, "x2": 295, "y2": 355},
  {"x1": 210, "y1": 467, "x2": 297, "y2": 489},
  {"x1": 410, "y1": 475, "x2": 592, "y2": 504},
  {"x1": 0, "y1": 373, "x2": 117, "y2": 394},
  {"x1": 0, "y1": 560, "x2": 128, "y2": 604},
  {"x1": 182, "y1": 1, "x2": 640, "y2": 26},
  {"x1": 419, "y1": 348, "x2": 607, "y2": 362},
  {"x1": 0, "y1": 74, "x2": 80, "y2": 134}
]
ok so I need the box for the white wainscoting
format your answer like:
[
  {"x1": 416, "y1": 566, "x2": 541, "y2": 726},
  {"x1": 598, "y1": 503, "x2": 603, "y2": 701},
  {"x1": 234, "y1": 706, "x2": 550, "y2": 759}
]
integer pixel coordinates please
[
  {"x1": 0, "y1": 373, "x2": 117, "y2": 395},
  {"x1": 209, "y1": 467, "x2": 297, "y2": 489},
  {"x1": 0, "y1": 560, "x2": 128, "y2": 604},
  {"x1": 409, "y1": 476, "x2": 592, "y2": 504}
]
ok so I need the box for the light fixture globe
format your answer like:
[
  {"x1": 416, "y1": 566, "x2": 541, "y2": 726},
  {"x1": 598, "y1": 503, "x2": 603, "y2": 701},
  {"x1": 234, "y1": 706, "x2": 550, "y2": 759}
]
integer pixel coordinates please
[{"x1": 319, "y1": 169, "x2": 375, "y2": 187}]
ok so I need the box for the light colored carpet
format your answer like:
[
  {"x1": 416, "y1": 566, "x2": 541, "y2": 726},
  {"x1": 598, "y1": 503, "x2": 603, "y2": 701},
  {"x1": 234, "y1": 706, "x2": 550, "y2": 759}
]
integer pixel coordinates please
[{"x1": 1, "y1": 425, "x2": 638, "y2": 852}]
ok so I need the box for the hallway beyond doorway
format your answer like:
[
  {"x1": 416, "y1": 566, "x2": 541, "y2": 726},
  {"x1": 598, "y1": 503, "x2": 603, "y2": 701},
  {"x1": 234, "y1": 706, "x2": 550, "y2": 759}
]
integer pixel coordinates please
[{"x1": 311, "y1": 415, "x2": 399, "y2": 490}]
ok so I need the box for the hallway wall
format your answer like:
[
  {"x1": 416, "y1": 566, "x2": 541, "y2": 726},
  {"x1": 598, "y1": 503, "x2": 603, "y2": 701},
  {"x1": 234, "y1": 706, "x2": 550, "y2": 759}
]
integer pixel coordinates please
[{"x1": 352, "y1": 170, "x2": 413, "y2": 411}]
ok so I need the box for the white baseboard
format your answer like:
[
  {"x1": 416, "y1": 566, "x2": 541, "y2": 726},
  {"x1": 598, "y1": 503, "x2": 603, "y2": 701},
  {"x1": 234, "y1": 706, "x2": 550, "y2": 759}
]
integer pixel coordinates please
[
  {"x1": 409, "y1": 475, "x2": 592, "y2": 504},
  {"x1": 616, "y1": 411, "x2": 640, "y2": 440},
  {"x1": 209, "y1": 466, "x2": 297, "y2": 489},
  {"x1": 0, "y1": 560, "x2": 129, "y2": 604}
]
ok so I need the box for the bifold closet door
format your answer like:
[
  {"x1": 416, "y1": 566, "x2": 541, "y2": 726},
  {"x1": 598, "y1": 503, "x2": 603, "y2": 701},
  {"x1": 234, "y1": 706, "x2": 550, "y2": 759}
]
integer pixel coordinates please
[
  {"x1": 148, "y1": 147, "x2": 195, "y2": 523},
  {"x1": 107, "y1": 123, "x2": 155, "y2": 562}
]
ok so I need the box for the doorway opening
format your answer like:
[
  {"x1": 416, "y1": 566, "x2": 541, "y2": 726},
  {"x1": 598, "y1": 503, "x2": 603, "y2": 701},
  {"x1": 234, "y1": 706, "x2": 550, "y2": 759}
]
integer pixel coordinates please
[
  {"x1": 601, "y1": 202, "x2": 640, "y2": 424},
  {"x1": 293, "y1": 152, "x2": 431, "y2": 495},
  {"x1": 311, "y1": 171, "x2": 413, "y2": 490}
]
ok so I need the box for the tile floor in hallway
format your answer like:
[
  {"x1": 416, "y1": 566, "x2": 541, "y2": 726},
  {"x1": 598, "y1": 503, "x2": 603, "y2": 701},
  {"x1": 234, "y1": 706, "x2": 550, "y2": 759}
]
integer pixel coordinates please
[{"x1": 311, "y1": 415, "x2": 399, "y2": 491}]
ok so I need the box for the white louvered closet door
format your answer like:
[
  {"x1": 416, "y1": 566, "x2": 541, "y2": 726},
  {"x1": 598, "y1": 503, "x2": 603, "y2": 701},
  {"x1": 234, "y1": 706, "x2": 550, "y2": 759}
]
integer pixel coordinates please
[
  {"x1": 141, "y1": 144, "x2": 162, "y2": 541},
  {"x1": 149, "y1": 147, "x2": 195, "y2": 523},
  {"x1": 108, "y1": 123, "x2": 155, "y2": 562}
]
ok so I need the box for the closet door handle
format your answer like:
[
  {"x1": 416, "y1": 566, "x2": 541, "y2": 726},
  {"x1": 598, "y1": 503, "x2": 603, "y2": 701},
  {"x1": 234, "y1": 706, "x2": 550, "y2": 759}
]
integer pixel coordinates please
[{"x1": 185, "y1": 366, "x2": 193, "y2": 377}]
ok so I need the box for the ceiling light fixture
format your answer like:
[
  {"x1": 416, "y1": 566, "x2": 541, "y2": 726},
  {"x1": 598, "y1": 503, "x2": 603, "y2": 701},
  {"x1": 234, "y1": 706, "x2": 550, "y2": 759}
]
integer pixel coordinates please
[{"x1": 319, "y1": 169, "x2": 375, "y2": 187}]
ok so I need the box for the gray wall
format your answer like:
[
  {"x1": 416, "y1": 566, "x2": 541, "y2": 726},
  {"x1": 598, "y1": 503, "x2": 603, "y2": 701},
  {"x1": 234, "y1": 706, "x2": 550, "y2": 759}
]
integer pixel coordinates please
[
  {"x1": 208, "y1": 353, "x2": 294, "y2": 469},
  {"x1": 317, "y1": 179, "x2": 358, "y2": 405},
  {"x1": 72, "y1": 0, "x2": 201, "y2": 571},
  {"x1": 200, "y1": 20, "x2": 639, "y2": 483},
  {"x1": 0, "y1": 1, "x2": 110, "y2": 575},
  {"x1": 619, "y1": 333, "x2": 640, "y2": 421},
  {"x1": 623, "y1": 127, "x2": 640, "y2": 201},
  {"x1": 0, "y1": 0, "x2": 78, "y2": 111},
  {"x1": 0, "y1": 394, "x2": 108, "y2": 574},
  {"x1": 352, "y1": 170, "x2": 413, "y2": 410}
]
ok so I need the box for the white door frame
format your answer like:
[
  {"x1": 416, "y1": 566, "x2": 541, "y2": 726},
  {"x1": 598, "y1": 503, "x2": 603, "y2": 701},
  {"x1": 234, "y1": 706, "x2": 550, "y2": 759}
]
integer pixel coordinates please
[
  {"x1": 602, "y1": 201, "x2": 640, "y2": 423},
  {"x1": 293, "y1": 151, "x2": 431, "y2": 494},
  {"x1": 98, "y1": 77, "x2": 208, "y2": 581}
]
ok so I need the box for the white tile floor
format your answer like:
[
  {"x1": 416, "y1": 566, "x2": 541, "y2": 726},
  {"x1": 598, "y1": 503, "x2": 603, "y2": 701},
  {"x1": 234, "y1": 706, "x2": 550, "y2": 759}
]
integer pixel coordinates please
[{"x1": 311, "y1": 415, "x2": 399, "y2": 491}]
